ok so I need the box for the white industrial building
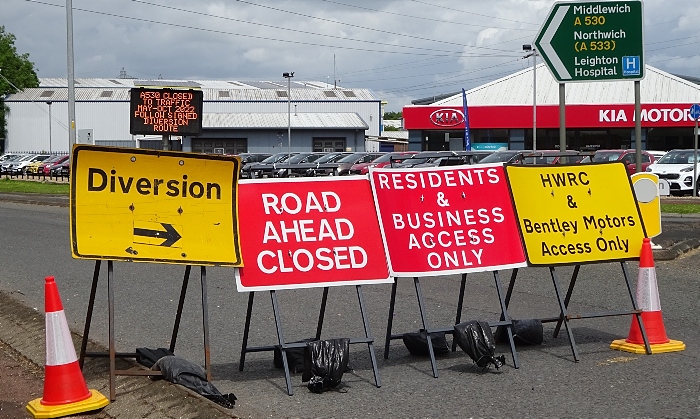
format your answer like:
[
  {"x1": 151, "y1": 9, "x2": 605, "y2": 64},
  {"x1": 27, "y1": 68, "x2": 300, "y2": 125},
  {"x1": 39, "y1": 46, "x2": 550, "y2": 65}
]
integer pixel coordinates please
[{"x1": 3, "y1": 78, "x2": 384, "y2": 154}]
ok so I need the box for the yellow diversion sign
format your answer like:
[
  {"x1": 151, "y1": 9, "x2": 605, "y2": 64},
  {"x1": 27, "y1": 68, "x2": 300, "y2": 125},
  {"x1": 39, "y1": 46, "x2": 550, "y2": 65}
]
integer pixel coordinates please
[
  {"x1": 70, "y1": 145, "x2": 242, "y2": 266},
  {"x1": 505, "y1": 162, "x2": 646, "y2": 266}
]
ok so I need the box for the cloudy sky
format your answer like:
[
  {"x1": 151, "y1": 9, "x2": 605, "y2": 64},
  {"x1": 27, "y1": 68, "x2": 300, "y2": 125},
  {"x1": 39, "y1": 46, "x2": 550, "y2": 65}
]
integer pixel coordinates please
[{"x1": 3, "y1": 0, "x2": 700, "y2": 111}]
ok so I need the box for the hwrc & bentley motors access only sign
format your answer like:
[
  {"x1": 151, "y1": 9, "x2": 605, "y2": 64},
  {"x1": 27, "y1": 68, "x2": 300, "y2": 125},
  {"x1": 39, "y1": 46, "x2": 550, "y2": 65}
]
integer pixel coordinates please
[{"x1": 534, "y1": 1, "x2": 644, "y2": 82}]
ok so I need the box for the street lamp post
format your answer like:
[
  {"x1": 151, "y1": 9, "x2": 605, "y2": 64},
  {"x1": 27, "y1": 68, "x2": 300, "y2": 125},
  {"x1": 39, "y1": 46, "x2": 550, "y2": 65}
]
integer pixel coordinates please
[
  {"x1": 523, "y1": 45, "x2": 537, "y2": 152},
  {"x1": 46, "y1": 101, "x2": 53, "y2": 153},
  {"x1": 283, "y1": 72, "x2": 294, "y2": 158}
]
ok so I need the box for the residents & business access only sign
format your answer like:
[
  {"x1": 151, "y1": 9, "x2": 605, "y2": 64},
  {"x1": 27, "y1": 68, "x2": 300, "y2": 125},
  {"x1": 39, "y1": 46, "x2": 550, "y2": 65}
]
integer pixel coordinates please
[
  {"x1": 235, "y1": 177, "x2": 390, "y2": 291},
  {"x1": 70, "y1": 145, "x2": 241, "y2": 265},
  {"x1": 369, "y1": 164, "x2": 527, "y2": 277},
  {"x1": 505, "y1": 162, "x2": 646, "y2": 265}
]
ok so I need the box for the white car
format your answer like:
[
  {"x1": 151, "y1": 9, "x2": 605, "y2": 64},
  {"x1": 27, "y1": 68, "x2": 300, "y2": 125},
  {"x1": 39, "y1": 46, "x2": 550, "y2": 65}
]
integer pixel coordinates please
[
  {"x1": 646, "y1": 149, "x2": 700, "y2": 195},
  {"x1": 5, "y1": 154, "x2": 51, "y2": 175}
]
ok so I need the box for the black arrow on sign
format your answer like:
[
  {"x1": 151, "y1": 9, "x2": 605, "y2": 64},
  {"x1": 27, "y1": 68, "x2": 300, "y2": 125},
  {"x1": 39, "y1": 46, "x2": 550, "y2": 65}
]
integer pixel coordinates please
[{"x1": 133, "y1": 223, "x2": 182, "y2": 247}]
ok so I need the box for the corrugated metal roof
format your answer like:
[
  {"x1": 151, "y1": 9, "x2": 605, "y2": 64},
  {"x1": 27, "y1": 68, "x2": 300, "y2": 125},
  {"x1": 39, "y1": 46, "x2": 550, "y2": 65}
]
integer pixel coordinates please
[
  {"x1": 422, "y1": 64, "x2": 700, "y2": 107},
  {"x1": 203, "y1": 112, "x2": 369, "y2": 129},
  {"x1": 18, "y1": 78, "x2": 377, "y2": 101}
]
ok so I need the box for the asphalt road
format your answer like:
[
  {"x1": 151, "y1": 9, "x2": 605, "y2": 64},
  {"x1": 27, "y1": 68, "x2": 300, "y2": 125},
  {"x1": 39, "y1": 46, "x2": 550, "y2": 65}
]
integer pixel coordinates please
[{"x1": 0, "y1": 200, "x2": 698, "y2": 418}]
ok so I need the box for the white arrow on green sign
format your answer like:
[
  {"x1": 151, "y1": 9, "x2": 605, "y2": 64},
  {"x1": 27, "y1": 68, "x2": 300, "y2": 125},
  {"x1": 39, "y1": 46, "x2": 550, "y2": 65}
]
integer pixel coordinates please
[{"x1": 534, "y1": 1, "x2": 644, "y2": 83}]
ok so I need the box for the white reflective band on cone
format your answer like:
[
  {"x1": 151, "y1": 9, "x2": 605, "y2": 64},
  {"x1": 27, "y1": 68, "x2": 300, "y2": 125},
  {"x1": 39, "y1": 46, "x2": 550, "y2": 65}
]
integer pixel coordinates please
[
  {"x1": 45, "y1": 311, "x2": 78, "y2": 366},
  {"x1": 636, "y1": 268, "x2": 661, "y2": 312}
]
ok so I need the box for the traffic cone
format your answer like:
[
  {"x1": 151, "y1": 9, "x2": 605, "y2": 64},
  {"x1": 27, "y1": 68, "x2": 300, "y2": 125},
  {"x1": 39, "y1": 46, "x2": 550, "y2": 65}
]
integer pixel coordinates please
[
  {"x1": 610, "y1": 238, "x2": 685, "y2": 354},
  {"x1": 26, "y1": 276, "x2": 109, "y2": 418}
]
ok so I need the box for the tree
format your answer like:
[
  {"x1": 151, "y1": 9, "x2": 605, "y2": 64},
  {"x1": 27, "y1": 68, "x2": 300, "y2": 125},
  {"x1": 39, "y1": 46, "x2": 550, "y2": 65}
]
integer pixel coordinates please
[
  {"x1": 384, "y1": 111, "x2": 402, "y2": 120},
  {"x1": 0, "y1": 26, "x2": 40, "y2": 146}
]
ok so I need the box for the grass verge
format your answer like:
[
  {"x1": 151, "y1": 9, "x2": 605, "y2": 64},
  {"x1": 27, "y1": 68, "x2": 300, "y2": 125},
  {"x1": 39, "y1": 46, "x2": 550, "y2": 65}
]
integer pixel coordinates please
[
  {"x1": 0, "y1": 178, "x2": 69, "y2": 194},
  {"x1": 1, "y1": 178, "x2": 700, "y2": 215}
]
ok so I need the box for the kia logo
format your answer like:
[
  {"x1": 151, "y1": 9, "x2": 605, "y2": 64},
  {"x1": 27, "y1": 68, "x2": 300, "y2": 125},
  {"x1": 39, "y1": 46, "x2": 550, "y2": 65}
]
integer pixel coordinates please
[{"x1": 429, "y1": 109, "x2": 465, "y2": 127}]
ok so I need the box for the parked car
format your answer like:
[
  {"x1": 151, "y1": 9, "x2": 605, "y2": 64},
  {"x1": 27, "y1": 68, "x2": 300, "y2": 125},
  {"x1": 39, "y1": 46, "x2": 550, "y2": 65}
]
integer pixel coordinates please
[
  {"x1": 0, "y1": 154, "x2": 27, "y2": 174},
  {"x1": 4, "y1": 154, "x2": 51, "y2": 175},
  {"x1": 240, "y1": 152, "x2": 298, "y2": 179},
  {"x1": 308, "y1": 152, "x2": 384, "y2": 176},
  {"x1": 522, "y1": 150, "x2": 589, "y2": 165},
  {"x1": 411, "y1": 151, "x2": 493, "y2": 168},
  {"x1": 235, "y1": 153, "x2": 272, "y2": 165},
  {"x1": 393, "y1": 151, "x2": 463, "y2": 168},
  {"x1": 585, "y1": 149, "x2": 655, "y2": 175},
  {"x1": 478, "y1": 150, "x2": 536, "y2": 165},
  {"x1": 271, "y1": 152, "x2": 327, "y2": 178},
  {"x1": 348, "y1": 151, "x2": 418, "y2": 175},
  {"x1": 38, "y1": 155, "x2": 70, "y2": 175},
  {"x1": 50, "y1": 160, "x2": 71, "y2": 177},
  {"x1": 290, "y1": 152, "x2": 351, "y2": 178},
  {"x1": 646, "y1": 149, "x2": 700, "y2": 195}
]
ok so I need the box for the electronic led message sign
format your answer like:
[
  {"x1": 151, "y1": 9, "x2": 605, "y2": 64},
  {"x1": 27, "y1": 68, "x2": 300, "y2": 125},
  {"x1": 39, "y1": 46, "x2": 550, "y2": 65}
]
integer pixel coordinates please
[
  {"x1": 369, "y1": 164, "x2": 527, "y2": 277},
  {"x1": 129, "y1": 88, "x2": 203, "y2": 136}
]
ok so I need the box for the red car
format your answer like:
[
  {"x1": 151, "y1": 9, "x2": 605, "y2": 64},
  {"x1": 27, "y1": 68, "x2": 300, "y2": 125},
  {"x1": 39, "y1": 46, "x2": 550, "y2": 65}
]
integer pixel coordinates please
[
  {"x1": 348, "y1": 151, "x2": 418, "y2": 175},
  {"x1": 585, "y1": 149, "x2": 655, "y2": 175},
  {"x1": 38, "y1": 155, "x2": 69, "y2": 175}
]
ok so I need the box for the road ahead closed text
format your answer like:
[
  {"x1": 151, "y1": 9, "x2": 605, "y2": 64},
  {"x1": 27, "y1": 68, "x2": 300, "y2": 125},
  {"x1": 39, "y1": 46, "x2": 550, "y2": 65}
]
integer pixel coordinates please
[{"x1": 236, "y1": 177, "x2": 390, "y2": 291}]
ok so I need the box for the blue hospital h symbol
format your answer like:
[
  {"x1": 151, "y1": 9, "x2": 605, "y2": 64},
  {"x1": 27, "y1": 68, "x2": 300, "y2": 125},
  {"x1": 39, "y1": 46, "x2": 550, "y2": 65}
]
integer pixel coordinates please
[{"x1": 623, "y1": 56, "x2": 640, "y2": 76}]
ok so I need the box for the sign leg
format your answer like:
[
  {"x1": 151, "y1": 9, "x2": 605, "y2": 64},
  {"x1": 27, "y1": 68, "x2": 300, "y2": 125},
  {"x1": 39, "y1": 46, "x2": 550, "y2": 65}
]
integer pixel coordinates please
[
  {"x1": 270, "y1": 291, "x2": 293, "y2": 396},
  {"x1": 79, "y1": 260, "x2": 101, "y2": 369},
  {"x1": 316, "y1": 287, "x2": 329, "y2": 340},
  {"x1": 452, "y1": 273, "x2": 467, "y2": 352},
  {"x1": 553, "y1": 265, "x2": 580, "y2": 338},
  {"x1": 107, "y1": 260, "x2": 116, "y2": 401},
  {"x1": 239, "y1": 292, "x2": 255, "y2": 371},
  {"x1": 550, "y1": 267, "x2": 579, "y2": 361},
  {"x1": 414, "y1": 277, "x2": 438, "y2": 378},
  {"x1": 384, "y1": 279, "x2": 398, "y2": 359},
  {"x1": 169, "y1": 265, "x2": 191, "y2": 353},
  {"x1": 200, "y1": 266, "x2": 212, "y2": 382},
  {"x1": 356, "y1": 285, "x2": 381, "y2": 388},
  {"x1": 494, "y1": 271, "x2": 519, "y2": 369}
]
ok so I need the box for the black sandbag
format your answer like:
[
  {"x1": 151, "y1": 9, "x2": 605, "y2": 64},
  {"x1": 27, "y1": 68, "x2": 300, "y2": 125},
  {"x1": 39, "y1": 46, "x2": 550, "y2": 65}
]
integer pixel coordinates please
[
  {"x1": 402, "y1": 330, "x2": 450, "y2": 356},
  {"x1": 453, "y1": 320, "x2": 505, "y2": 369},
  {"x1": 273, "y1": 337, "x2": 316, "y2": 373},
  {"x1": 135, "y1": 347, "x2": 174, "y2": 368},
  {"x1": 302, "y1": 338, "x2": 350, "y2": 393},
  {"x1": 152, "y1": 356, "x2": 236, "y2": 408},
  {"x1": 495, "y1": 319, "x2": 544, "y2": 345}
]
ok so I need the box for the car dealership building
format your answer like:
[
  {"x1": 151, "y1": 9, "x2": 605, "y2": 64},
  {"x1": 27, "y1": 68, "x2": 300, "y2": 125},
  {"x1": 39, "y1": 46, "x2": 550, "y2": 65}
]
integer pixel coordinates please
[
  {"x1": 403, "y1": 64, "x2": 700, "y2": 153},
  {"x1": 3, "y1": 78, "x2": 382, "y2": 155}
]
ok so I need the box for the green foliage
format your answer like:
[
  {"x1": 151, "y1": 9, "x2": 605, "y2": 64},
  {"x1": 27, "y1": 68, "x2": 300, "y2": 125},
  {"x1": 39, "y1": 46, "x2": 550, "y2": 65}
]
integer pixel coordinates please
[
  {"x1": 383, "y1": 111, "x2": 402, "y2": 120},
  {"x1": 0, "y1": 26, "x2": 40, "y2": 142},
  {"x1": 383, "y1": 126, "x2": 400, "y2": 131}
]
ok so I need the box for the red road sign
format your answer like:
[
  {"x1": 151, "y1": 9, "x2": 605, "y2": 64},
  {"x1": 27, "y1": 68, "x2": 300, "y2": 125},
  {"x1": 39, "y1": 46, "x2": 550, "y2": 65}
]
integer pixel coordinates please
[
  {"x1": 369, "y1": 164, "x2": 527, "y2": 276},
  {"x1": 236, "y1": 177, "x2": 391, "y2": 291}
]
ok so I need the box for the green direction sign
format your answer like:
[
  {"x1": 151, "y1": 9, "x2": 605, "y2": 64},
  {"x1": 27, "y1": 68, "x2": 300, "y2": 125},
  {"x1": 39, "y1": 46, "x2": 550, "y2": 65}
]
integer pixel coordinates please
[{"x1": 534, "y1": 1, "x2": 644, "y2": 83}]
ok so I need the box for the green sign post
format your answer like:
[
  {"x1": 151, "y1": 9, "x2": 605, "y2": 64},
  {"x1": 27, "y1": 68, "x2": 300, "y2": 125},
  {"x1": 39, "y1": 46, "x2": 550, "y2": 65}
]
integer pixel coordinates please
[{"x1": 534, "y1": 1, "x2": 644, "y2": 83}]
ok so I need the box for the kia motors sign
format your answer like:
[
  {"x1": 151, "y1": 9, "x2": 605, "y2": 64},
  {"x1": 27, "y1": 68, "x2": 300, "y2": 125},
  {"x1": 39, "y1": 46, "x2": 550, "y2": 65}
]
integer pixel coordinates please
[
  {"x1": 235, "y1": 177, "x2": 391, "y2": 291},
  {"x1": 429, "y1": 108, "x2": 465, "y2": 127},
  {"x1": 369, "y1": 164, "x2": 527, "y2": 277}
]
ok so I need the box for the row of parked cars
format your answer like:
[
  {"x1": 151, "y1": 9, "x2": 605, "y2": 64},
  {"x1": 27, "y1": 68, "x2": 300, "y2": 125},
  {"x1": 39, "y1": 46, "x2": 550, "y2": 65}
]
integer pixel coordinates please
[
  {"x1": 2, "y1": 148, "x2": 696, "y2": 195},
  {"x1": 0, "y1": 153, "x2": 70, "y2": 176},
  {"x1": 235, "y1": 148, "x2": 700, "y2": 195}
]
